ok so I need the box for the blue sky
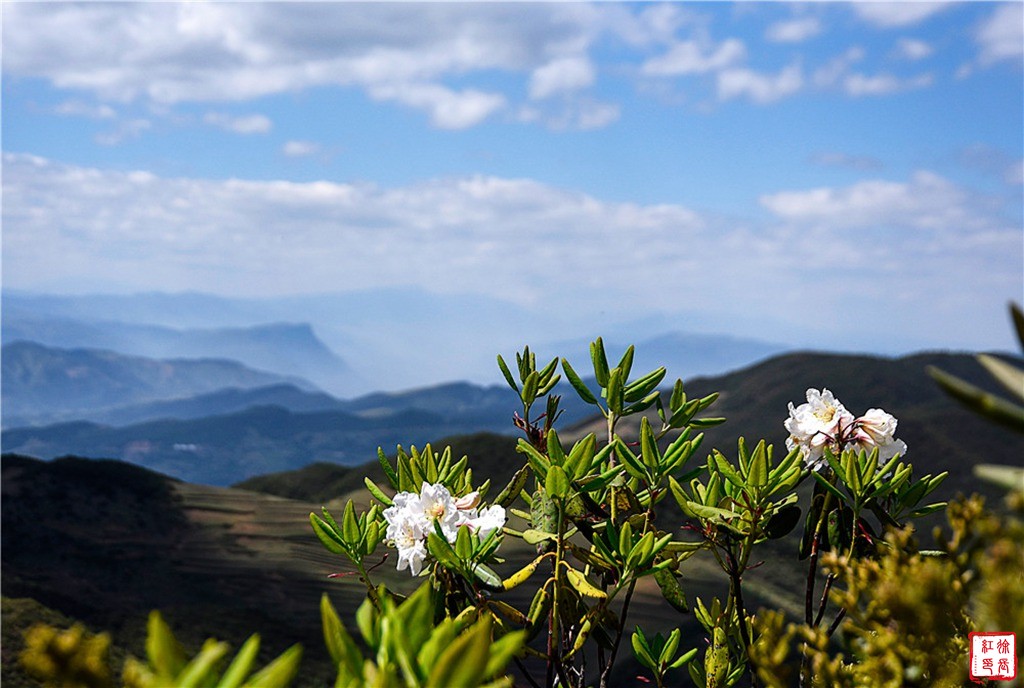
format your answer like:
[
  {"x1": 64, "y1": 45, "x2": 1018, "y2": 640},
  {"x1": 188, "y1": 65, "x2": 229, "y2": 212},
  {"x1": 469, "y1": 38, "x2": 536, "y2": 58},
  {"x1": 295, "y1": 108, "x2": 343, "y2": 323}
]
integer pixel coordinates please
[{"x1": 2, "y1": 1, "x2": 1022, "y2": 359}]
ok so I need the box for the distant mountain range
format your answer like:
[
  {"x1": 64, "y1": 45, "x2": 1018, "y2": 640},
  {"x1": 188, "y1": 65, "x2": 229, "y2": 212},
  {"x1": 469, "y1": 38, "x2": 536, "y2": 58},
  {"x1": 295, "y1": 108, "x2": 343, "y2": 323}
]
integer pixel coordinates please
[
  {"x1": 2, "y1": 289, "x2": 797, "y2": 392},
  {"x1": 5, "y1": 349, "x2": 1021, "y2": 489},
  {"x1": 2, "y1": 314, "x2": 360, "y2": 396},
  {"x1": 1, "y1": 341, "x2": 314, "y2": 428}
]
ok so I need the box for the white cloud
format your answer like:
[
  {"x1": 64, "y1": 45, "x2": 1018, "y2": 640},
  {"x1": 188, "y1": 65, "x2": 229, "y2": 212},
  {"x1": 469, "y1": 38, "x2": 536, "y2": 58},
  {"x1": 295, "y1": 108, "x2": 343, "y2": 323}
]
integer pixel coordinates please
[
  {"x1": 54, "y1": 100, "x2": 116, "y2": 119},
  {"x1": 851, "y1": 3, "x2": 950, "y2": 28},
  {"x1": 975, "y1": 3, "x2": 1024, "y2": 66},
  {"x1": 282, "y1": 140, "x2": 321, "y2": 158},
  {"x1": 759, "y1": 170, "x2": 1006, "y2": 233},
  {"x1": 95, "y1": 118, "x2": 152, "y2": 146},
  {"x1": 0, "y1": 3, "x2": 607, "y2": 128},
  {"x1": 641, "y1": 38, "x2": 746, "y2": 76},
  {"x1": 765, "y1": 17, "x2": 822, "y2": 43},
  {"x1": 896, "y1": 38, "x2": 933, "y2": 60},
  {"x1": 203, "y1": 112, "x2": 272, "y2": 135},
  {"x1": 4, "y1": 155, "x2": 1019, "y2": 353},
  {"x1": 810, "y1": 46, "x2": 933, "y2": 97},
  {"x1": 717, "y1": 63, "x2": 803, "y2": 104},
  {"x1": 813, "y1": 46, "x2": 865, "y2": 88},
  {"x1": 367, "y1": 83, "x2": 506, "y2": 129},
  {"x1": 529, "y1": 56, "x2": 596, "y2": 100},
  {"x1": 1, "y1": 154, "x2": 709, "y2": 304},
  {"x1": 575, "y1": 99, "x2": 621, "y2": 130},
  {"x1": 843, "y1": 72, "x2": 933, "y2": 96},
  {"x1": 524, "y1": 97, "x2": 621, "y2": 131}
]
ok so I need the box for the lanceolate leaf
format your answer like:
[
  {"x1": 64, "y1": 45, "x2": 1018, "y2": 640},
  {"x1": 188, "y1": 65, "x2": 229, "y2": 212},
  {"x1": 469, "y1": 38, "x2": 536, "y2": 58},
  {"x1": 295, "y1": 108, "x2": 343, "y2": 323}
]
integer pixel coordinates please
[{"x1": 562, "y1": 358, "x2": 599, "y2": 405}]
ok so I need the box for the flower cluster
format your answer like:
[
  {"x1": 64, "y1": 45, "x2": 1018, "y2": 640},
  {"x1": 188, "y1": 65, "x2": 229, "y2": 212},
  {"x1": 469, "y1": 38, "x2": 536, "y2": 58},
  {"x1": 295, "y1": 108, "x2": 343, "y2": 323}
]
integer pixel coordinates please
[
  {"x1": 785, "y1": 388, "x2": 907, "y2": 471},
  {"x1": 382, "y1": 482, "x2": 506, "y2": 576}
]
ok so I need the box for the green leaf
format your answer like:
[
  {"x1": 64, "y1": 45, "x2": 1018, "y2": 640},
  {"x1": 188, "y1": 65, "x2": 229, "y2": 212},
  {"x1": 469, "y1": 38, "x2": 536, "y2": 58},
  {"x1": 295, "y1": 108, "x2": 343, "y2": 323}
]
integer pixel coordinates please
[
  {"x1": 591, "y1": 338, "x2": 610, "y2": 387},
  {"x1": 749, "y1": 441, "x2": 768, "y2": 490},
  {"x1": 538, "y1": 356, "x2": 561, "y2": 391},
  {"x1": 177, "y1": 639, "x2": 230, "y2": 687},
  {"x1": 974, "y1": 463, "x2": 1024, "y2": 491},
  {"x1": 909, "y1": 502, "x2": 948, "y2": 518},
  {"x1": 606, "y1": 367, "x2": 624, "y2": 415},
  {"x1": 614, "y1": 438, "x2": 649, "y2": 482},
  {"x1": 427, "y1": 531, "x2": 460, "y2": 569},
  {"x1": 688, "y1": 416, "x2": 726, "y2": 428},
  {"x1": 654, "y1": 568, "x2": 688, "y2": 612},
  {"x1": 546, "y1": 429, "x2": 567, "y2": 467},
  {"x1": 978, "y1": 353, "x2": 1024, "y2": 401},
  {"x1": 516, "y1": 439, "x2": 549, "y2": 480},
  {"x1": 145, "y1": 611, "x2": 186, "y2": 678},
  {"x1": 216, "y1": 634, "x2": 260, "y2": 688},
  {"x1": 639, "y1": 416, "x2": 659, "y2": 470},
  {"x1": 545, "y1": 465, "x2": 570, "y2": 499},
  {"x1": 928, "y1": 364, "x2": 1024, "y2": 433},
  {"x1": 811, "y1": 471, "x2": 846, "y2": 503},
  {"x1": 342, "y1": 501, "x2": 360, "y2": 545},
  {"x1": 562, "y1": 358, "x2": 599, "y2": 405},
  {"x1": 496, "y1": 354, "x2": 519, "y2": 392},
  {"x1": 427, "y1": 615, "x2": 492, "y2": 688},
  {"x1": 484, "y1": 630, "x2": 526, "y2": 679},
  {"x1": 617, "y1": 345, "x2": 636, "y2": 382},
  {"x1": 472, "y1": 563, "x2": 504, "y2": 590},
  {"x1": 364, "y1": 478, "x2": 393, "y2": 506},
  {"x1": 378, "y1": 447, "x2": 399, "y2": 489},
  {"x1": 844, "y1": 450, "x2": 861, "y2": 495},
  {"x1": 669, "y1": 379, "x2": 686, "y2": 414},
  {"x1": 565, "y1": 433, "x2": 596, "y2": 480},
  {"x1": 631, "y1": 629, "x2": 657, "y2": 669},
  {"x1": 712, "y1": 451, "x2": 744, "y2": 489},
  {"x1": 310, "y1": 513, "x2": 347, "y2": 555},
  {"x1": 494, "y1": 465, "x2": 530, "y2": 508},
  {"x1": 243, "y1": 644, "x2": 302, "y2": 688},
  {"x1": 660, "y1": 628, "x2": 682, "y2": 666},
  {"x1": 564, "y1": 565, "x2": 607, "y2": 599},
  {"x1": 320, "y1": 594, "x2": 362, "y2": 676},
  {"x1": 623, "y1": 367, "x2": 666, "y2": 403},
  {"x1": 522, "y1": 529, "x2": 558, "y2": 545},
  {"x1": 670, "y1": 647, "x2": 699, "y2": 670},
  {"x1": 455, "y1": 523, "x2": 473, "y2": 560},
  {"x1": 522, "y1": 370, "x2": 539, "y2": 405}
]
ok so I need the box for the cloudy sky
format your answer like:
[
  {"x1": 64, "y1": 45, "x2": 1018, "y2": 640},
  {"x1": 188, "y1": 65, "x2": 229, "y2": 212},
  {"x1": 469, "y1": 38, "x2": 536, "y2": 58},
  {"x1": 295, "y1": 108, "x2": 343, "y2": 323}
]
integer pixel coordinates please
[{"x1": 2, "y1": 1, "x2": 1022, "y2": 356}]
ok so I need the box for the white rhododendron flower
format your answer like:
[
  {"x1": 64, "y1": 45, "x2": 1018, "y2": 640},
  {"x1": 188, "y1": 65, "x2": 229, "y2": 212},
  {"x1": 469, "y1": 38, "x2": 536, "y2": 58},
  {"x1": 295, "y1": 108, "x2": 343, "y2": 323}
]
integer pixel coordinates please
[
  {"x1": 468, "y1": 505, "x2": 506, "y2": 538},
  {"x1": 381, "y1": 482, "x2": 506, "y2": 575},
  {"x1": 785, "y1": 388, "x2": 855, "y2": 470},
  {"x1": 785, "y1": 389, "x2": 907, "y2": 470},
  {"x1": 385, "y1": 511, "x2": 428, "y2": 575},
  {"x1": 849, "y1": 408, "x2": 907, "y2": 461}
]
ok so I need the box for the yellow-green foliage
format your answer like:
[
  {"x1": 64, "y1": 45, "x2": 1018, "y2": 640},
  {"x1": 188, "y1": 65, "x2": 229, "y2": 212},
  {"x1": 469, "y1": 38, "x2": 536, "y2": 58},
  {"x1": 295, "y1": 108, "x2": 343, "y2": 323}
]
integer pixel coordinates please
[
  {"x1": 21, "y1": 611, "x2": 301, "y2": 688},
  {"x1": 321, "y1": 583, "x2": 525, "y2": 688},
  {"x1": 20, "y1": 622, "x2": 113, "y2": 688},
  {"x1": 750, "y1": 494, "x2": 1024, "y2": 688}
]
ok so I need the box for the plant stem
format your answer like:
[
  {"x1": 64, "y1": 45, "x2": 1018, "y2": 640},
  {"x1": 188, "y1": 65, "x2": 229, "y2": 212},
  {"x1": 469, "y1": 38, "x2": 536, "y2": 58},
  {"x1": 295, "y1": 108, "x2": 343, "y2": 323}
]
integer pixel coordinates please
[{"x1": 599, "y1": 577, "x2": 637, "y2": 688}]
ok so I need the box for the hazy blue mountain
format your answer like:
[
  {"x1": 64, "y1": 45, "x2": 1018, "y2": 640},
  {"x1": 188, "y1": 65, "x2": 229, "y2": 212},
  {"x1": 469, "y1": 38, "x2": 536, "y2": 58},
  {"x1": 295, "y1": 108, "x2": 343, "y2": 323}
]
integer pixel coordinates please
[
  {"x1": 1, "y1": 341, "x2": 315, "y2": 428},
  {"x1": 6, "y1": 350, "x2": 1019, "y2": 490},
  {"x1": 3, "y1": 289, "x2": 796, "y2": 392},
  {"x1": 594, "y1": 331, "x2": 786, "y2": 381},
  {"x1": 3, "y1": 311, "x2": 360, "y2": 396},
  {"x1": 2, "y1": 405, "x2": 468, "y2": 486},
  {"x1": 85, "y1": 383, "x2": 348, "y2": 427}
]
